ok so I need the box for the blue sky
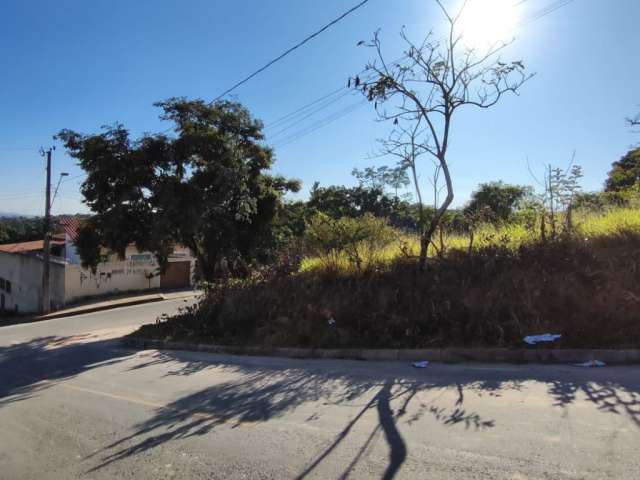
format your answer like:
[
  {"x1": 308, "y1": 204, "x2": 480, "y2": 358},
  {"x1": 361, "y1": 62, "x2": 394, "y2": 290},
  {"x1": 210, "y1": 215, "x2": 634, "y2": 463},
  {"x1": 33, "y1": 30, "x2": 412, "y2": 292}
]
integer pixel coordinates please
[{"x1": 1, "y1": 0, "x2": 638, "y2": 216}]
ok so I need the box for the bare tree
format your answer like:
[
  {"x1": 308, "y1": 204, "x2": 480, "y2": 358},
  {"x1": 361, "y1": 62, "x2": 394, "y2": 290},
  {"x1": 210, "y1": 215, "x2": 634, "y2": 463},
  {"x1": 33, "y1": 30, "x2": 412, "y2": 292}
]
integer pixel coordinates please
[
  {"x1": 353, "y1": 0, "x2": 533, "y2": 270},
  {"x1": 377, "y1": 117, "x2": 429, "y2": 231},
  {"x1": 376, "y1": 117, "x2": 445, "y2": 252}
]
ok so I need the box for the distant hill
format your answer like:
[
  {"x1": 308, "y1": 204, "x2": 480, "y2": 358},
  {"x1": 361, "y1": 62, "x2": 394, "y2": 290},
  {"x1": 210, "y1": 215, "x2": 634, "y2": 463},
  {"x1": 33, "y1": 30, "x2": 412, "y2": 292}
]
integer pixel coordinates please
[{"x1": 0, "y1": 212, "x2": 33, "y2": 218}]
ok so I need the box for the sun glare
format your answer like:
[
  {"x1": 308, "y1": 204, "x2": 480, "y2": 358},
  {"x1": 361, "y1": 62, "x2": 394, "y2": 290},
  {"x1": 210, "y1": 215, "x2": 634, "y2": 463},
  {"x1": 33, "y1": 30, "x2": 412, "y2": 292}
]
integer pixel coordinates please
[{"x1": 457, "y1": 0, "x2": 518, "y2": 49}]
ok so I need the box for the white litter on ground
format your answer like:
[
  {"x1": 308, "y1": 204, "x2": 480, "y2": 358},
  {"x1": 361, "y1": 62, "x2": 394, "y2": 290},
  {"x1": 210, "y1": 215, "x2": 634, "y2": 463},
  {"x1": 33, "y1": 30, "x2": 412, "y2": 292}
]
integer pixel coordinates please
[
  {"x1": 412, "y1": 361, "x2": 429, "y2": 368},
  {"x1": 523, "y1": 333, "x2": 562, "y2": 345},
  {"x1": 574, "y1": 360, "x2": 606, "y2": 367}
]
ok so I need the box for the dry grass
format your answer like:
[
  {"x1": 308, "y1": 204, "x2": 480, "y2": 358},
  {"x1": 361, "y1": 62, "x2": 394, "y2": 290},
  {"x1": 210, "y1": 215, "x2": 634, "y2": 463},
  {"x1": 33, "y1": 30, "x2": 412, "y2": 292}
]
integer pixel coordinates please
[
  {"x1": 134, "y1": 206, "x2": 640, "y2": 349},
  {"x1": 137, "y1": 222, "x2": 640, "y2": 349},
  {"x1": 301, "y1": 207, "x2": 640, "y2": 273}
]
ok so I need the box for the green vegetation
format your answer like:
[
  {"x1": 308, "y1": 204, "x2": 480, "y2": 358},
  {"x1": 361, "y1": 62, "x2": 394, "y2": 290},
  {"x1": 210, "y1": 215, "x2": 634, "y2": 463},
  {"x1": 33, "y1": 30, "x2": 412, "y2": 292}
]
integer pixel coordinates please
[
  {"x1": 132, "y1": 147, "x2": 640, "y2": 350},
  {"x1": 136, "y1": 228, "x2": 640, "y2": 349},
  {"x1": 0, "y1": 215, "x2": 84, "y2": 245},
  {"x1": 305, "y1": 212, "x2": 397, "y2": 272},
  {"x1": 463, "y1": 181, "x2": 531, "y2": 224},
  {"x1": 135, "y1": 187, "x2": 640, "y2": 350},
  {"x1": 605, "y1": 146, "x2": 640, "y2": 192},
  {"x1": 0, "y1": 216, "x2": 44, "y2": 244},
  {"x1": 57, "y1": 98, "x2": 300, "y2": 277},
  {"x1": 300, "y1": 205, "x2": 640, "y2": 273},
  {"x1": 60, "y1": 1, "x2": 638, "y2": 350}
]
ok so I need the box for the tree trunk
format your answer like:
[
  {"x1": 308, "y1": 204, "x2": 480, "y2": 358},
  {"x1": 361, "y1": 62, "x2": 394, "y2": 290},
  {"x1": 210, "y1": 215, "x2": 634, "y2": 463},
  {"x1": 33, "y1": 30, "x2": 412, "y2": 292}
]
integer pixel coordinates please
[
  {"x1": 565, "y1": 202, "x2": 573, "y2": 233},
  {"x1": 419, "y1": 155, "x2": 454, "y2": 271}
]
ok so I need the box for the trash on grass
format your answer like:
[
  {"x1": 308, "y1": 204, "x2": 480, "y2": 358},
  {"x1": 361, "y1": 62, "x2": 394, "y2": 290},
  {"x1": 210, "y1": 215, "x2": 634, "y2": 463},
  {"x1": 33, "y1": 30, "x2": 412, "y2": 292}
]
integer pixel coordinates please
[
  {"x1": 523, "y1": 333, "x2": 562, "y2": 345},
  {"x1": 412, "y1": 361, "x2": 429, "y2": 368},
  {"x1": 327, "y1": 318, "x2": 336, "y2": 327},
  {"x1": 574, "y1": 360, "x2": 606, "y2": 368}
]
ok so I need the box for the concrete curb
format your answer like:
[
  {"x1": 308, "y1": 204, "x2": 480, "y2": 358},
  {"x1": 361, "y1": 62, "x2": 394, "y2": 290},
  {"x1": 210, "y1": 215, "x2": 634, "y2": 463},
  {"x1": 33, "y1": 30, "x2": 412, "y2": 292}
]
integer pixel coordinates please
[
  {"x1": 123, "y1": 338, "x2": 640, "y2": 365},
  {"x1": 38, "y1": 296, "x2": 165, "y2": 321}
]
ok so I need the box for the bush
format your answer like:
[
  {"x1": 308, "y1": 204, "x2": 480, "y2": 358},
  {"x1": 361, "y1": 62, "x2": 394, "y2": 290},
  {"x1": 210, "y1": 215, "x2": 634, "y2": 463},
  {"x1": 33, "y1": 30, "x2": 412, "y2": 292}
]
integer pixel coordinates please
[
  {"x1": 305, "y1": 212, "x2": 397, "y2": 271},
  {"x1": 574, "y1": 188, "x2": 640, "y2": 212},
  {"x1": 463, "y1": 181, "x2": 531, "y2": 225}
]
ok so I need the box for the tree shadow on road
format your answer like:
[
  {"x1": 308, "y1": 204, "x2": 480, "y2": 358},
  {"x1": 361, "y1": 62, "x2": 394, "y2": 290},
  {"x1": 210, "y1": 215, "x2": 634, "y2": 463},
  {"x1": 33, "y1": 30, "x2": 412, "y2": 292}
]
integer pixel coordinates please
[
  {"x1": 4, "y1": 335, "x2": 638, "y2": 479},
  {"x1": 0, "y1": 335, "x2": 131, "y2": 408},
  {"x1": 86, "y1": 349, "x2": 640, "y2": 478},
  {"x1": 87, "y1": 352, "x2": 497, "y2": 477}
]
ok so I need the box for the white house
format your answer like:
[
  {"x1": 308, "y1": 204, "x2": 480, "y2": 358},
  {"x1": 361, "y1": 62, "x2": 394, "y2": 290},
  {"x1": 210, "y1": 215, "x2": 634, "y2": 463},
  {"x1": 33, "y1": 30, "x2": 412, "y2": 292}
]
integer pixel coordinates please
[{"x1": 0, "y1": 218, "x2": 196, "y2": 314}]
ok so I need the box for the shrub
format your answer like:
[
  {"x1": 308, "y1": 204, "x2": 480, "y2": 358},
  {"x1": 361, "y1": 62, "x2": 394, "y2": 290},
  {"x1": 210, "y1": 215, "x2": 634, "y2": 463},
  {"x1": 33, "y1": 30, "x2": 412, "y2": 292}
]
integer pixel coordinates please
[
  {"x1": 136, "y1": 231, "x2": 640, "y2": 349},
  {"x1": 463, "y1": 181, "x2": 532, "y2": 225},
  {"x1": 573, "y1": 187, "x2": 640, "y2": 212},
  {"x1": 305, "y1": 212, "x2": 397, "y2": 271}
]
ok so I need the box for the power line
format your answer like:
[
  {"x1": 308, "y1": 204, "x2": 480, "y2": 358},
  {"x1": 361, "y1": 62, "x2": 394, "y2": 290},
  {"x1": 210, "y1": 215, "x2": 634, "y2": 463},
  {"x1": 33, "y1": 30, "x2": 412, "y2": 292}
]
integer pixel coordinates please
[
  {"x1": 212, "y1": 0, "x2": 372, "y2": 101},
  {"x1": 0, "y1": 173, "x2": 86, "y2": 202},
  {"x1": 273, "y1": 100, "x2": 368, "y2": 149},
  {"x1": 518, "y1": 0, "x2": 574, "y2": 26},
  {"x1": 263, "y1": 0, "x2": 575, "y2": 149},
  {"x1": 263, "y1": 55, "x2": 406, "y2": 141},
  {"x1": 267, "y1": 90, "x2": 356, "y2": 139},
  {"x1": 264, "y1": 86, "x2": 348, "y2": 130}
]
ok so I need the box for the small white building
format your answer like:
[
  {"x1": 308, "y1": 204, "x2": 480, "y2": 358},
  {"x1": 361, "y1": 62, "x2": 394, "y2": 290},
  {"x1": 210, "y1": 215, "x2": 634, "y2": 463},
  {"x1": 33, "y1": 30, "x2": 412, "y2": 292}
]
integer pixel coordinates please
[{"x1": 0, "y1": 218, "x2": 196, "y2": 314}]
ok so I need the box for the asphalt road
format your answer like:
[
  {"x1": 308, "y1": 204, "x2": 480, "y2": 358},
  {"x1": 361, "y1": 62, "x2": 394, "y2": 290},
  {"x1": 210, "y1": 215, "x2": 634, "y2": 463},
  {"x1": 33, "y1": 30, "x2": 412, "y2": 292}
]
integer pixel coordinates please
[{"x1": 0, "y1": 300, "x2": 638, "y2": 479}]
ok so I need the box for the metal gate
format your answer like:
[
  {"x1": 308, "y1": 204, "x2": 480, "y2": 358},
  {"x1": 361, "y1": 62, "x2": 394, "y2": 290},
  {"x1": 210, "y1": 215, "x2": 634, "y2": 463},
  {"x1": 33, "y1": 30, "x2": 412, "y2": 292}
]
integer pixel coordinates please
[{"x1": 160, "y1": 261, "x2": 191, "y2": 290}]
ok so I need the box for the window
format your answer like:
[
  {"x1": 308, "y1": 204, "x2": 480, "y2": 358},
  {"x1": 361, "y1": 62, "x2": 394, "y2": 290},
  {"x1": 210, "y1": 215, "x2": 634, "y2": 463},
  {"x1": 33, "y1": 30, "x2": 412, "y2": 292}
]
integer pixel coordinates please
[
  {"x1": 0, "y1": 278, "x2": 5, "y2": 291},
  {"x1": 130, "y1": 254, "x2": 152, "y2": 263},
  {"x1": 5, "y1": 280, "x2": 11, "y2": 294}
]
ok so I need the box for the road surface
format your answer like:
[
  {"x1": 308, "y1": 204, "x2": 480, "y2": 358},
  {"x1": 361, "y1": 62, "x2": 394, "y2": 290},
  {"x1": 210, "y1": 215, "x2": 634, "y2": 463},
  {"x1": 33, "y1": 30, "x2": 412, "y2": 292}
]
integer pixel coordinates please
[{"x1": 0, "y1": 300, "x2": 638, "y2": 479}]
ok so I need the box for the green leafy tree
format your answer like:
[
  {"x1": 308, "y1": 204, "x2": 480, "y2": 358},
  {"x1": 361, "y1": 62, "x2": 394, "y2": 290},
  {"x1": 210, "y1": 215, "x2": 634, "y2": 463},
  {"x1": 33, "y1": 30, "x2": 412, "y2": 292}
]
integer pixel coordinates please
[
  {"x1": 0, "y1": 217, "x2": 45, "y2": 243},
  {"x1": 307, "y1": 181, "x2": 419, "y2": 231},
  {"x1": 605, "y1": 147, "x2": 640, "y2": 192},
  {"x1": 308, "y1": 183, "x2": 397, "y2": 219},
  {"x1": 0, "y1": 226, "x2": 10, "y2": 244},
  {"x1": 463, "y1": 181, "x2": 531, "y2": 224},
  {"x1": 58, "y1": 98, "x2": 300, "y2": 279},
  {"x1": 351, "y1": 165, "x2": 410, "y2": 198}
]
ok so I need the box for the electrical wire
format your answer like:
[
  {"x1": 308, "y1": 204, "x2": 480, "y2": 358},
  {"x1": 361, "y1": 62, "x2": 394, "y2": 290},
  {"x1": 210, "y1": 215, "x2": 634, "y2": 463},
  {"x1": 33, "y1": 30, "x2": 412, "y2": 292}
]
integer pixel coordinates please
[
  {"x1": 267, "y1": 90, "x2": 357, "y2": 140},
  {"x1": 518, "y1": 0, "x2": 574, "y2": 26},
  {"x1": 273, "y1": 100, "x2": 368, "y2": 149},
  {"x1": 261, "y1": 0, "x2": 576, "y2": 149},
  {"x1": 212, "y1": 0, "x2": 372, "y2": 101},
  {"x1": 264, "y1": 86, "x2": 348, "y2": 130}
]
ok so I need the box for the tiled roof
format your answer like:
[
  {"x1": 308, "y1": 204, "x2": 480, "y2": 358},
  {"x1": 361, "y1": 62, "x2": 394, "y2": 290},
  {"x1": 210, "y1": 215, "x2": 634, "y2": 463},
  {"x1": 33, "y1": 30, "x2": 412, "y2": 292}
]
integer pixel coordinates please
[
  {"x1": 59, "y1": 216, "x2": 83, "y2": 242},
  {"x1": 0, "y1": 237, "x2": 65, "y2": 254}
]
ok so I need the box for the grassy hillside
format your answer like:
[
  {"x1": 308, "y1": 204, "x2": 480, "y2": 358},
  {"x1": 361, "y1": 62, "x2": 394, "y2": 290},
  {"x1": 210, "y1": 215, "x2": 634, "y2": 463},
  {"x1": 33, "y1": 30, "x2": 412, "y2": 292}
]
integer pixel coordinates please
[
  {"x1": 135, "y1": 206, "x2": 640, "y2": 349},
  {"x1": 301, "y1": 208, "x2": 640, "y2": 273}
]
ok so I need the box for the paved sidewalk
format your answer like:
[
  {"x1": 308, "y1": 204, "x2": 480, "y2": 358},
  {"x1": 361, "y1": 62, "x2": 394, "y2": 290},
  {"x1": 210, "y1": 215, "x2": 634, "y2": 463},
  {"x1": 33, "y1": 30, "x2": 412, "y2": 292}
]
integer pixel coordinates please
[
  {"x1": 0, "y1": 289, "x2": 202, "y2": 325},
  {"x1": 40, "y1": 289, "x2": 203, "y2": 320}
]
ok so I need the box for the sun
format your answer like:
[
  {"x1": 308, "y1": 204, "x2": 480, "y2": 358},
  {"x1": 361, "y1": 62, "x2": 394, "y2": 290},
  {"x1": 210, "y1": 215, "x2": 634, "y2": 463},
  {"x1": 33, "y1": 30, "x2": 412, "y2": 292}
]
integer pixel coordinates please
[{"x1": 457, "y1": 0, "x2": 518, "y2": 49}]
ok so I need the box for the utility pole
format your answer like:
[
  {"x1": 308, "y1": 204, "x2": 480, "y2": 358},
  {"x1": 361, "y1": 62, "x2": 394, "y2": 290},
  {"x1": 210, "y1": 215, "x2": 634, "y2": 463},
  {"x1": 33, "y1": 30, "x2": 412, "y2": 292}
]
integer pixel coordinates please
[{"x1": 41, "y1": 147, "x2": 53, "y2": 314}]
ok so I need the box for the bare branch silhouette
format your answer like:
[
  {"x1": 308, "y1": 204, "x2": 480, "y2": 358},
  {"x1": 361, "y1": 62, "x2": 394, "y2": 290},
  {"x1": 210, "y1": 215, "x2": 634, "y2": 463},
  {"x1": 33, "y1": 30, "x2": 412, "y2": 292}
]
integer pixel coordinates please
[{"x1": 353, "y1": 1, "x2": 533, "y2": 270}]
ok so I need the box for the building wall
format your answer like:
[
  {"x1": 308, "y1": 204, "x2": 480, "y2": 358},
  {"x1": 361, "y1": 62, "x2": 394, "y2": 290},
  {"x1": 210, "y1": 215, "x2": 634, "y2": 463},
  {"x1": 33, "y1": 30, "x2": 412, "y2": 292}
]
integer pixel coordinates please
[
  {"x1": 64, "y1": 256, "x2": 161, "y2": 304},
  {"x1": 64, "y1": 233, "x2": 81, "y2": 264},
  {"x1": 0, "y1": 252, "x2": 65, "y2": 314},
  {"x1": 0, "y1": 245, "x2": 197, "y2": 312}
]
